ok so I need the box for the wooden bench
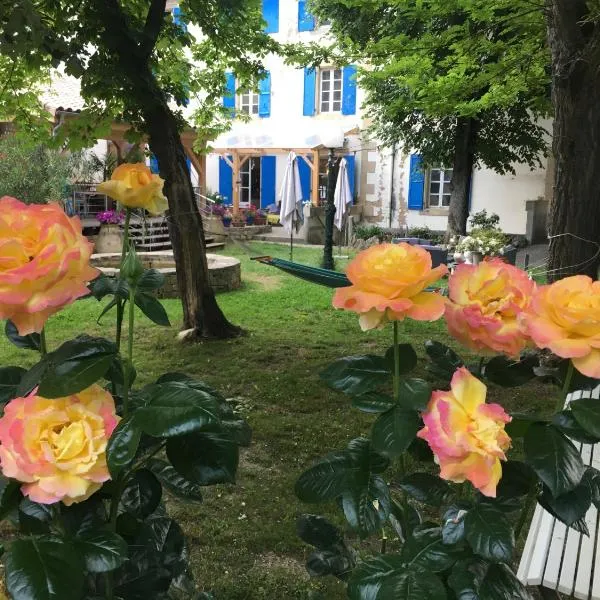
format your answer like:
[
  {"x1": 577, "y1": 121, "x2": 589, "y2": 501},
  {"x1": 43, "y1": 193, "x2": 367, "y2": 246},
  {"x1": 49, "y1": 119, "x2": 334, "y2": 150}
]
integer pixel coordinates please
[{"x1": 518, "y1": 386, "x2": 600, "y2": 599}]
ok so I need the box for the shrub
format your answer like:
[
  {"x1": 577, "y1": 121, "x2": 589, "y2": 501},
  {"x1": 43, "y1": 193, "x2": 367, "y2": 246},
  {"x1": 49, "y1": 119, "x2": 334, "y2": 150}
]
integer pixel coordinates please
[
  {"x1": 469, "y1": 209, "x2": 500, "y2": 230},
  {"x1": 355, "y1": 224, "x2": 385, "y2": 241}
]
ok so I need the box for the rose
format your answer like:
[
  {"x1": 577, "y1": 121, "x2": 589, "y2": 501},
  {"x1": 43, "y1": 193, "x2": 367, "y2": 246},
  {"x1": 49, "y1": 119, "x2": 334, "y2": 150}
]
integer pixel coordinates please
[
  {"x1": 444, "y1": 259, "x2": 535, "y2": 356},
  {"x1": 333, "y1": 243, "x2": 448, "y2": 330},
  {"x1": 0, "y1": 196, "x2": 99, "y2": 335},
  {"x1": 0, "y1": 385, "x2": 119, "y2": 505},
  {"x1": 525, "y1": 275, "x2": 600, "y2": 377},
  {"x1": 98, "y1": 162, "x2": 168, "y2": 215},
  {"x1": 417, "y1": 367, "x2": 511, "y2": 497}
]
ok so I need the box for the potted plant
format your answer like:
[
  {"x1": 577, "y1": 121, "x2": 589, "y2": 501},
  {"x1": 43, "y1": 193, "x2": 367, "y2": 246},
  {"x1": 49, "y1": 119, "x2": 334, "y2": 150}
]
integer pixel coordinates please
[
  {"x1": 245, "y1": 205, "x2": 257, "y2": 225},
  {"x1": 254, "y1": 208, "x2": 267, "y2": 226},
  {"x1": 94, "y1": 209, "x2": 125, "y2": 253},
  {"x1": 222, "y1": 207, "x2": 233, "y2": 227}
]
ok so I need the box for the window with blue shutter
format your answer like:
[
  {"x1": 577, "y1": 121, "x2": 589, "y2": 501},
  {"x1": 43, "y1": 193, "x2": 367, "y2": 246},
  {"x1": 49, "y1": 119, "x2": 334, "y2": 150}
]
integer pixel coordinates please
[
  {"x1": 150, "y1": 154, "x2": 159, "y2": 174},
  {"x1": 223, "y1": 73, "x2": 236, "y2": 110},
  {"x1": 341, "y1": 65, "x2": 357, "y2": 115},
  {"x1": 303, "y1": 68, "x2": 316, "y2": 116},
  {"x1": 298, "y1": 0, "x2": 316, "y2": 31},
  {"x1": 172, "y1": 6, "x2": 187, "y2": 32},
  {"x1": 260, "y1": 156, "x2": 276, "y2": 208},
  {"x1": 407, "y1": 154, "x2": 425, "y2": 210},
  {"x1": 345, "y1": 155, "x2": 356, "y2": 202},
  {"x1": 298, "y1": 157, "x2": 312, "y2": 200},
  {"x1": 219, "y1": 156, "x2": 233, "y2": 204},
  {"x1": 258, "y1": 71, "x2": 271, "y2": 118},
  {"x1": 263, "y1": 0, "x2": 279, "y2": 33}
]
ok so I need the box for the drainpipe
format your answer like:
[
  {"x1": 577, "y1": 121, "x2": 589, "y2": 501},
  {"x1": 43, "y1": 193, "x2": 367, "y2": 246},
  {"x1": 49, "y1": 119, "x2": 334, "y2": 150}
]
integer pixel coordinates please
[
  {"x1": 388, "y1": 144, "x2": 397, "y2": 229},
  {"x1": 52, "y1": 111, "x2": 66, "y2": 137}
]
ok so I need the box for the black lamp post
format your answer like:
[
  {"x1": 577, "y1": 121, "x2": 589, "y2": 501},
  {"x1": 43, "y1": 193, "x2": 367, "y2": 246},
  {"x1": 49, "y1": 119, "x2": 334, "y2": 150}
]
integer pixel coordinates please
[{"x1": 322, "y1": 148, "x2": 340, "y2": 270}]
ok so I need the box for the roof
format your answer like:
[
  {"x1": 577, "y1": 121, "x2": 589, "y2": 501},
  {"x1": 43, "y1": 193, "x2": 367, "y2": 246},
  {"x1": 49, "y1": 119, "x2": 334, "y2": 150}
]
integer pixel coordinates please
[{"x1": 40, "y1": 73, "x2": 86, "y2": 113}]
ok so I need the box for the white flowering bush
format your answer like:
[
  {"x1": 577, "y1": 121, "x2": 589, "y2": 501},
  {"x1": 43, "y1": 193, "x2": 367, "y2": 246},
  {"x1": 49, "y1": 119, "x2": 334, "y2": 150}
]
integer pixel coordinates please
[{"x1": 457, "y1": 228, "x2": 510, "y2": 255}]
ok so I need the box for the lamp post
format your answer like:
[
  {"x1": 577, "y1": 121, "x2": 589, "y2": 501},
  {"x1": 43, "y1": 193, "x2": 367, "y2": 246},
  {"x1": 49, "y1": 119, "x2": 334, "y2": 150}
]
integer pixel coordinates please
[{"x1": 322, "y1": 148, "x2": 340, "y2": 270}]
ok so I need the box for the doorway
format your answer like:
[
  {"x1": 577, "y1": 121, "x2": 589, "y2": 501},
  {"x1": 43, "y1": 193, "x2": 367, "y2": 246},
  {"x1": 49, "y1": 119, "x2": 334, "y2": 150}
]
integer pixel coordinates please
[{"x1": 240, "y1": 157, "x2": 261, "y2": 208}]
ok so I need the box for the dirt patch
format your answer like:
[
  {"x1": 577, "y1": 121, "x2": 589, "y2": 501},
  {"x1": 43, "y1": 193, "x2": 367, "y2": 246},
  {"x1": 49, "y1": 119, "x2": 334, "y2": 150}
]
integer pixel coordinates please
[
  {"x1": 254, "y1": 552, "x2": 309, "y2": 578},
  {"x1": 243, "y1": 272, "x2": 282, "y2": 291}
]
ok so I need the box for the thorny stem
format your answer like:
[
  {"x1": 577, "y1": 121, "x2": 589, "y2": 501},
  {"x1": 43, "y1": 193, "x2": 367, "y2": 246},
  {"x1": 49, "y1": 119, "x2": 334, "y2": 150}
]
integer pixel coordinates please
[
  {"x1": 115, "y1": 209, "x2": 132, "y2": 353},
  {"x1": 39, "y1": 328, "x2": 48, "y2": 356},
  {"x1": 558, "y1": 361, "x2": 575, "y2": 412}
]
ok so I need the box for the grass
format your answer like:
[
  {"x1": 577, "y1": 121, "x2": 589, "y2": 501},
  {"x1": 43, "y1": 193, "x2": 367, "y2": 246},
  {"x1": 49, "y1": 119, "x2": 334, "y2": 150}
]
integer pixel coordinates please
[{"x1": 0, "y1": 242, "x2": 556, "y2": 599}]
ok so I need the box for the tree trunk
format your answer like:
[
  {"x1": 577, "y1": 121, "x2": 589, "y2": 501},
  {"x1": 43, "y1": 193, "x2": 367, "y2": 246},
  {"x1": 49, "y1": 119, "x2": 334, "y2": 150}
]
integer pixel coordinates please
[
  {"x1": 546, "y1": 0, "x2": 600, "y2": 281},
  {"x1": 446, "y1": 117, "x2": 478, "y2": 240}
]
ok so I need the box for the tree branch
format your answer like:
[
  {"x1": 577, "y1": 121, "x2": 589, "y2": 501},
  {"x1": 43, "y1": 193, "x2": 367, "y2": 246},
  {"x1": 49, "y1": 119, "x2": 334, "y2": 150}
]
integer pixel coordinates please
[{"x1": 140, "y1": 0, "x2": 167, "y2": 59}]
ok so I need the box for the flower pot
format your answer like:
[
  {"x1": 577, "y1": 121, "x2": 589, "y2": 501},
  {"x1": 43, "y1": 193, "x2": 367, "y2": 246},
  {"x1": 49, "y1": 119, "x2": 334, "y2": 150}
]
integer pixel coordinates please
[
  {"x1": 222, "y1": 217, "x2": 232, "y2": 228},
  {"x1": 254, "y1": 216, "x2": 267, "y2": 226},
  {"x1": 246, "y1": 216, "x2": 255, "y2": 225},
  {"x1": 469, "y1": 251, "x2": 483, "y2": 265},
  {"x1": 94, "y1": 223, "x2": 123, "y2": 254}
]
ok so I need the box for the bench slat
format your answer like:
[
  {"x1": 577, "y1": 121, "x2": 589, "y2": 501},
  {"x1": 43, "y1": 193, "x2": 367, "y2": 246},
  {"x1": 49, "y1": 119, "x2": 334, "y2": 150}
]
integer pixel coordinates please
[
  {"x1": 544, "y1": 520, "x2": 567, "y2": 589},
  {"x1": 525, "y1": 508, "x2": 558, "y2": 585}
]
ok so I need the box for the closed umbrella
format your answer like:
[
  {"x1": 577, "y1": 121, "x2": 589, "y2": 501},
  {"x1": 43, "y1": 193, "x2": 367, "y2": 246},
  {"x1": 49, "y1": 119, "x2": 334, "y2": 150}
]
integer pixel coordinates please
[{"x1": 279, "y1": 152, "x2": 305, "y2": 259}]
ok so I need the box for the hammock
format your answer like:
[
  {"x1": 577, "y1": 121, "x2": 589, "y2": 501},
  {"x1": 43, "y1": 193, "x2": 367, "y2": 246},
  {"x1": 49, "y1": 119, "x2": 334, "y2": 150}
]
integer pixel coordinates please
[{"x1": 251, "y1": 256, "x2": 351, "y2": 288}]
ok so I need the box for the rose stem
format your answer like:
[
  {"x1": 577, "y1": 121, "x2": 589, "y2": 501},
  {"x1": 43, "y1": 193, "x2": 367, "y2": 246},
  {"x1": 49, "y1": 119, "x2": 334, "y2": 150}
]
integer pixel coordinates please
[
  {"x1": 477, "y1": 357, "x2": 485, "y2": 377},
  {"x1": 39, "y1": 327, "x2": 48, "y2": 356},
  {"x1": 515, "y1": 480, "x2": 538, "y2": 541},
  {"x1": 558, "y1": 360, "x2": 575, "y2": 412},
  {"x1": 115, "y1": 208, "x2": 132, "y2": 353}
]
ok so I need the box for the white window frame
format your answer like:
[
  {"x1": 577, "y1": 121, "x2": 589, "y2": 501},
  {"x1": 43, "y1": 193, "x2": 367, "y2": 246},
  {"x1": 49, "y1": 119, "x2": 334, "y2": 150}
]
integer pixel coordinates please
[
  {"x1": 427, "y1": 166, "x2": 453, "y2": 208},
  {"x1": 319, "y1": 67, "x2": 343, "y2": 113},
  {"x1": 239, "y1": 90, "x2": 259, "y2": 116}
]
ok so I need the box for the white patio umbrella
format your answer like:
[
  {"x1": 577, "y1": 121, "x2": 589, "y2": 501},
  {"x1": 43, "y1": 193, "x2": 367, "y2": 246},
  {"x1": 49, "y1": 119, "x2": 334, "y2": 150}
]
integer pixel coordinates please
[
  {"x1": 334, "y1": 157, "x2": 353, "y2": 235},
  {"x1": 279, "y1": 151, "x2": 305, "y2": 259}
]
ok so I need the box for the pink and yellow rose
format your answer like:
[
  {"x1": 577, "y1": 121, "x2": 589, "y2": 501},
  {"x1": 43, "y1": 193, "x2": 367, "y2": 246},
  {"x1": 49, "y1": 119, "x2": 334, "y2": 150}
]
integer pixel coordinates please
[
  {"x1": 445, "y1": 259, "x2": 535, "y2": 357},
  {"x1": 98, "y1": 162, "x2": 168, "y2": 216},
  {"x1": 417, "y1": 367, "x2": 511, "y2": 497},
  {"x1": 525, "y1": 275, "x2": 600, "y2": 378},
  {"x1": 333, "y1": 243, "x2": 448, "y2": 330},
  {"x1": 0, "y1": 197, "x2": 99, "y2": 335},
  {"x1": 0, "y1": 385, "x2": 119, "y2": 505}
]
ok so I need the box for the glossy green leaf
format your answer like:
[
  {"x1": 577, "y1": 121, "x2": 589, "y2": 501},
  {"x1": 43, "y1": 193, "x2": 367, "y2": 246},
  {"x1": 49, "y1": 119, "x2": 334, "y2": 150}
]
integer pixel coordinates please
[
  {"x1": 505, "y1": 413, "x2": 543, "y2": 439},
  {"x1": 351, "y1": 392, "x2": 395, "y2": 414},
  {"x1": 0, "y1": 366, "x2": 26, "y2": 406},
  {"x1": 106, "y1": 417, "x2": 142, "y2": 478},
  {"x1": 137, "y1": 515, "x2": 186, "y2": 578},
  {"x1": 0, "y1": 477, "x2": 22, "y2": 520},
  {"x1": 134, "y1": 382, "x2": 220, "y2": 437},
  {"x1": 384, "y1": 343, "x2": 418, "y2": 374},
  {"x1": 342, "y1": 475, "x2": 390, "y2": 538},
  {"x1": 347, "y1": 554, "x2": 405, "y2": 600},
  {"x1": 398, "y1": 473, "x2": 450, "y2": 506},
  {"x1": 377, "y1": 565, "x2": 447, "y2": 599},
  {"x1": 571, "y1": 397, "x2": 600, "y2": 438},
  {"x1": 5, "y1": 320, "x2": 41, "y2": 351},
  {"x1": 465, "y1": 504, "x2": 513, "y2": 562},
  {"x1": 18, "y1": 499, "x2": 52, "y2": 534},
  {"x1": 401, "y1": 527, "x2": 459, "y2": 572},
  {"x1": 166, "y1": 430, "x2": 238, "y2": 486},
  {"x1": 372, "y1": 405, "x2": 420, "y2": 457},
  {"x1": 538, "y1": 482, "x2": 591, "y2": 533},
  {"x1": 297, "y1": 514, "x2": 344, "y2": 549},
  {"x1": 553, "y1": 410, "x2": 600, "y2": 444},
  {"x1": 478, "y1": 563, "x2": 534, "y2": 599},
  {"x1": 442, "y1": 504, "x2": 469, "y2": 545},
  {"x1": 135, "y1": 291, "x2": 170, "y2": 326},
  {"x1": 295, "y1": 450, "x2": 353, "y2": 503},
  {"x1": 483, "y1": 354, "x2": 538, "y2": 388},
  {"x1": 88, "y1": 273, "x2": 118, "y2": 300},
  {"x1": 424, "y1": 340, "x2": 464, "y2": 380},
  {"x1": 137, "y1": 268, "x2": 166, "y2": 291},
  {"x1": 5, "y1": 536, "x2": 84, "y2": 600},
  {"x1": 495, "y1": 461, "x2": 536, "y2": 499},
  {"x1": 154, "y1": 372, "x2": 224, "y2": 400},
  {"x1": 320, "y1": 355, "x2": 390, "y2": 395},
  {"x1": 388, "y1": 498, "x2": 422, "y2": 541},
  {"x1": 120, "y1": 468, "x2": 162, "y2": 518},
  {"x1": 306, "y1": 548, "x2": 354, "y2": 579},
  {"x1": 524, "y1": 423, "x2": 585, "y2": 496},
  {"x1": 584, "y1": 466, "x2": 600, "y2": 509},
  {"x1": 398, "y1": 378, "x2": 432, "y2": 411},
  {"x1": 75, "y1": 528, "x2": 128, "y2": 572},
  {"x1": 148, "y1": 458, "x2": 204, "y2": 502}
]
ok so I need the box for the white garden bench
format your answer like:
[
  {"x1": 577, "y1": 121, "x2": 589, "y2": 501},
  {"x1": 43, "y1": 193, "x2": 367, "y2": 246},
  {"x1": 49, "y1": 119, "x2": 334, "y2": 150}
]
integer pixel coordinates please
[{"x1": 518, "y1": 386, "x2": 600, "y2": 599}]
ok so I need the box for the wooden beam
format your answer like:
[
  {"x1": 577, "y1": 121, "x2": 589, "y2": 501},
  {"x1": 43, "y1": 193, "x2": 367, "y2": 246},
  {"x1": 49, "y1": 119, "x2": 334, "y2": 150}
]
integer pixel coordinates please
[
  {"x1": 221, "y1": 155, "x2": 234, "y2": 169},
  {"x1": 232, "y1": 152, "x2": 241, "y2": 217},
  {"x1": 240, "y1": 156, "x2": 251, "y2": 169},
  {"x1": 211, "y1": 147, "x2": 318, "y2": 156},
  {"x1": 299, "y1": 154, "x2": 315, "y2": 172},
  {"x1": 311, "y1": 150, "x2": 320, "y2": 206}
]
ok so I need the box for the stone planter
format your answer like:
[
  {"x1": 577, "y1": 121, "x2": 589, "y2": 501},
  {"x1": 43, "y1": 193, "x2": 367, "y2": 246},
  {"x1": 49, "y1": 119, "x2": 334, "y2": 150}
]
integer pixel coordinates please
[{"x1": 94, "y1": 224, "x2": 123, "y2": 254}]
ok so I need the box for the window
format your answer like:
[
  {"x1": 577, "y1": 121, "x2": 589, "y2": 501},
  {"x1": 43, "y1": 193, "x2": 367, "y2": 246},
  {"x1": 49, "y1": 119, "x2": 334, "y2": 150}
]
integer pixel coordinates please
[
  {"x1": 319, "y1": 68, "x2": 343, "y2": 113},
  {"x1": 428, "y1": 166, "x2": 452, "y2": 208},
  {"x1": 239, "y1": 91, "x2": 259, "y2": 115}
]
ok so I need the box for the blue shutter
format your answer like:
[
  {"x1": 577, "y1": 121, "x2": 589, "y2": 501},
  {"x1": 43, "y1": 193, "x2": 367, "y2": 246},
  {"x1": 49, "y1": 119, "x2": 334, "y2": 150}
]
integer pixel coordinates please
[
  {"x1": 297, "y1": 157, "x2": 311, "y2": 201},
  {"x1": 407, "y1": 154, "x2": 425, "y2": 210},
  {"x1": 150, "y1": 154, "x2": 159, "y2": 174},
  {"x1": 258, "y1": 71, "x2": 271, "y2": 118},
  {"x1": 345, "y1": 155, "x2": 356, "y2": 202},
  {"x1": 172, "y1": 6, "x2": 187, "y2": 32},
  {"x1": 260, "y1": 156, "x2": 276, "y2": 208},
  {"x1": 342, "y1": 65, "x2": 357, "y2": 115},
  {"x1": 263, "y1": 0, "x2": 279, "y2": 33},
  {"x1": 303, "y1": 68, "x2": 316, "y2": 116},
  {"x1": 186, "y1": 157, "x2": 191, "y2": 173},
  {"x1": 219, "y1": 156, "x2": 233, "y2": 204},
  {"x1": 298, "y1": 0, "x2": 316, "y2": 31},
  {"x1": 223, "y1": 73, "x2": 236, "y2": 109}
]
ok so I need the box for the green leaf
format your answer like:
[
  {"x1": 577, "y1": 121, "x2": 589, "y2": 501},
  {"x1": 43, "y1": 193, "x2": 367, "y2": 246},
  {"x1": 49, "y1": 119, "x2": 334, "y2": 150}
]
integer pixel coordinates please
[
  {"x1": 134, "y1": 382, "x2": 220, "y2": 437},
  {"x1": 478, "y1": 563, "x2": 534, "y2": 599},
  {"x1": 464, "y1": 504, "x2": 514, "y2": 562},
  {"x1": 442, "y1": 504, "x2": 469, "y2": 545},
  {"x1": 320, "y1": 355, "x2": 390, "y2": 395},
  {"x1": 524, "y1": 423, "x2": 585, "y2": 496},
  {"x1": 36, "y1": 335, "x2": 117, "y2": 398},
  {"x1": 583, "y1": 467, "x2": 600, "y2": 509},
  {"x1": 295, "y1": 450, "x2": 353, "y2": 503},
  {"x1": 0, "y1": 477, "x2": 22, "y2": 520},
  {"x1": 553, "y1": 410, "x2": 600, "y2": 444},
  {"x1": 538, "y1": 482, "x2": 591, "y2": 533},
  {"x1": 0, "y1": 366, "x2": 26, "y2": 405},
  {"x1": 148, "y1": 458, "x2": 204, "y2": 501},
  {"x1": 505, "y1": 413, "x2": 543, "y2": 439},
  {"x1": 106, "y1": 417, "x2": 142, "y2": 478},
  {"x1": 371, "y1": 405, "x2": 420, "y2": 457},
  {"x1": 154, "y1": 372, "x2": 224, "y2": 400},
  {"x1": 448, "y1": 558, "x2": 486, "y2": 600},
  {"x1": 570, "y1": 397, "x2": 600, "y2": 438},
  {"x1": 137, "y1": 268, "x2": 166, "y2": 291},
  {"x1": 401, "y1": 527, "x2": 459, "y2": 572},
  {"x1": 5, "y1": 536, "x2": 84, "y2": 600},
  {"x1": 120, "y1": 468, "x2": 162, "y2": 518},
  {"x1": 398, "y1": 378, "x2": 432, "y2": 411},
  {"x1": 104, "y1": 356, "x2": 136, "y2": 387},
  {"x1": 306, "y1": 549, "x2": 355, "y2": 579},
  {"x1": 384, "y1": 343, "x2": 418, "y2": 374},
  {"x1": 495, "y1": 461, "x2": 536, "y2": 499},
  {"x1": 297, "y1": 514, "x2": 344, "y2": 549},
  {"x1": 378, "y1": 565, "x2": 447, "y2": 599},
  {"x1": 121, "y1": 246, "x2": 144, "y2": 284},
  {"x1": 424, "y1": 340, "x2": 464, "y2": 380},
  {"x1": 398, "y1": 473, "x2": 450, "y2": 507},
  {"x1": 407, "y1": 438, "x2": 434, "y2": 463},
  {"x1": 4, "y1": 320, "x2": 41, "y2": 351},
  {"x1": 18, "y1": 499, "x2": 52, "y2": 534},
  {"x1": 137, "y1": 515, "x2": 186, "y2": 578},
  {"x1": 352, "y1": 392, "x2": 395, "y2": 414},
  {"x1": 135, "y1": 292, "x2": 171, "y2": 327},
  {"x1": 483, "y1": 354, "x2": 538, "y2": 388},
  {"x1": 74, "y1": 528, "x2": 128, "y2": 573},
  {"x1": 341, "y1": 475, "x2": 390, "y2": 538},
  {"x1": 388, "y1": 498, "x2": 422, "y2": 541},
  {"x1": 166, "y1": 430, "x2": 238, "y2": 485},
  {"x1": 88, "y1": 273, "x2": 118, "y2": 300},
  {"x1": 347, "y1": 554, "x2": 405, "y2": 600}
]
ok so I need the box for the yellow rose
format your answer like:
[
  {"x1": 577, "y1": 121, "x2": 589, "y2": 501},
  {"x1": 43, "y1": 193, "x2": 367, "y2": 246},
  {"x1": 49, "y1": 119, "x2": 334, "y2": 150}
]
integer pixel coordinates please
[
  {"x1": 98, "y1": 163, "x2": 168, "y2": 215},
  {"x1": 0, "y1": 385, "x2": 119, "y2": 505}
]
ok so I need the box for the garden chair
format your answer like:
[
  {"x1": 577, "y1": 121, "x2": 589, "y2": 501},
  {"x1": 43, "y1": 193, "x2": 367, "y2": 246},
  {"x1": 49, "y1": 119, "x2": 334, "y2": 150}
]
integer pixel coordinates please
[
  {"x1": 518, "y1": 385, "x2": 600, "y2": 599},
  {"x1": 392, "y1": 237, "x2": 449, "y2": 269}
]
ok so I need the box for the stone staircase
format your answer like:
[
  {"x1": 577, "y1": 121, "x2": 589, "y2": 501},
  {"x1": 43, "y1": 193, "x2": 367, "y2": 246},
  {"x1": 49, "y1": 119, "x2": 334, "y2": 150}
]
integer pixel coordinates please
[{"x1": 127, "y1": 216, "x2": 225, "y2": 252}]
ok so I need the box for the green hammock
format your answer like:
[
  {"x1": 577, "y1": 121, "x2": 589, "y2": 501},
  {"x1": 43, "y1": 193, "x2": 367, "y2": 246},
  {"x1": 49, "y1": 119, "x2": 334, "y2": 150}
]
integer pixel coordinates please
[{"x1": 251, "y1": 256, "x2": 351, "y2": 288}]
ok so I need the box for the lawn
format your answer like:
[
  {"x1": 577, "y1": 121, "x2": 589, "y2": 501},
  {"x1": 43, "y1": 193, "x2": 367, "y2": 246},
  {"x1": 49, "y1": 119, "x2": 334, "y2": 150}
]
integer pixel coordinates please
[{"x1": 0, "y1": 242, "x2": 556, "y2": 599}]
